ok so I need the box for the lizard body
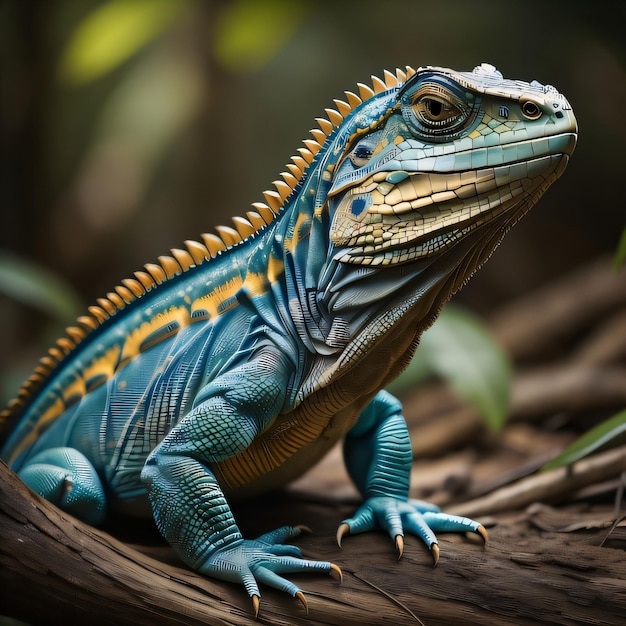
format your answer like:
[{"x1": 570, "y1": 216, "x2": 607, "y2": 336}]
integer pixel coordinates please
[{"x1": 1, "y1": 63, "x2": 576, "y2": 613}]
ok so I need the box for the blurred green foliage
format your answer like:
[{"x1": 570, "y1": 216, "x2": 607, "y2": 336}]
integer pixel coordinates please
[
  {"x1": 213, "y1": 0, "x2": 311, "y2": 72},
  {"x1": 387, "y1": 305, "x2": 512, "y2": 432},
  {"x1": 543, "y1": 409, "x2": 626, "y2": 471},
  {"x1": 0, "y1": 253, "x2": 82, "y2": 323},
  {"x1": 59, "y1": 0, "x2": 188, "y2": 83}
]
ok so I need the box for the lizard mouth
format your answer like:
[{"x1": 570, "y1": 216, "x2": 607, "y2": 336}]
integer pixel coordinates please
[{"x1": 329, "y1": 139, "x2": 574, "y2": 266}]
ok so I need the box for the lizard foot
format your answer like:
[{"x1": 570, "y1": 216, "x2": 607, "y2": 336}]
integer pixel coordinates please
[
  {"x1": 337, "y1": 497, "x2": 487, "y2": 565},
  {"x1": 197, "y1": 525, "x2": 342, "y2": 617}
]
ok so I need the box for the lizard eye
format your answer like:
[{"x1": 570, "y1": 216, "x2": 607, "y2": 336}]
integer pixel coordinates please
[
  {"x1": 399, "y1": 77, "x2": 478, "y2": 142},
  {"x1": 413, "y1": 95, "x2": 462, "y2": 127},
  {"x1": 350, "y1": 144, "x2": 373, "y2": 167},
  {"x1": 520, "y1": 99, "x2": 543, "y2": 120}
]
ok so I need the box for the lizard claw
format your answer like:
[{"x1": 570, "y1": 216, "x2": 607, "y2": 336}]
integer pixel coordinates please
[
  {"x1": 197, "y1": 526, "x2": 339, "y2": 616},
  {"x1": 339, "y1": 497, "x2": 486, "y2": 563},
  {"x1": 395, "y1": 534, "x2": 404, "y2": 560},
  {"x1": 295, "y1": 590, "x2": 308, "y2": 615},
  {"x1": 431, "y1": 542, "x2": 440, "y2": 566},
  {"x1": 336, "y1": 522, "x2": 350, "y2": 548},
  {"x1": 476, "y1": 524, "x2": 489, "y2": 545},
  {"x1": 330, "y1": 562, "x2": 343, "y2": 583}
]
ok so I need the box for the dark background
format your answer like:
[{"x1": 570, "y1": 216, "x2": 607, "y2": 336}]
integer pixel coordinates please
[{"x1": 1, "y1": 0, "x2": 624, "y2": 401}]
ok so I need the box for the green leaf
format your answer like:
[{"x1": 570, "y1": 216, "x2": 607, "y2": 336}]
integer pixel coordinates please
[
  {"x1": 0, "y1": 252, "x2": 82, "y2": 322},
  {"x1": 543, "y1": 409, "x2": 626, "y2": 471},
  {"x1": 213, "y1": 0, "x2": 310, "y2": 72},
  {"x1": 613, "y1": 228, "x2": 626, "y2": 272},
  {"x1": 387, "y1": 305, "x2": 512, "y2": 432},
  {"x1": 74, "y1": 37, "x2": 205, "y2": 231},
  {"x1": 60, "y1": 0, "x2": 187, "y2": 83}
]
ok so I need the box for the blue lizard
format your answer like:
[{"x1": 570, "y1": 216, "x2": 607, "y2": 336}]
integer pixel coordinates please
[{"x1": 1, "y1": 63, "x2": 577, "y2": 615}]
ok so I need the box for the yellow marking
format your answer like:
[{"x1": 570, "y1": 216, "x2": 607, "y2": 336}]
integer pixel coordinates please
[
  {"x1": 62, "y1": 375, "x2": 87, "y2": 407},
  {"x1": 267, "y1": 254, "x2": 284, "y2": 284},
  {"x1": 7, "y1": 397, "x2": 66, "y2": 464},
  {"x1": 244, "y1": 253, "x2": 285, "y2": 297},
  {"x1": 192, "y1": 275, "x2": 243, "y2": 318},
  {"x1": 120, "y1": 306, "x2": 191, "y2": 364},
  {"x1": 393, "y1": 135, "x2": 404, "y2": 145},
  {"x1": 468, "y1": 129, "x2": 481, "y2": 139},
  {"x1": 243, "y1": 272, "x2": 269, "y2": 298},
  {"x1": 372, "y1": 137, "x2": 388, "y2": 156},
  {"x1": 83, "y1": 345, "x2": 120, "y2": 385},
  {"x1": 285, "y1": 211, "x2": 311, "y2": 251}
]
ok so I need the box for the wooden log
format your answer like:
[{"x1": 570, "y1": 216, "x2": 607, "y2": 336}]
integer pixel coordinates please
[
  {"x1": 2, "y1": 459, "x2": 626, "y2": 626},
  {"x1": 489, "y1": 257, "x2": 626, "y2": 361}
]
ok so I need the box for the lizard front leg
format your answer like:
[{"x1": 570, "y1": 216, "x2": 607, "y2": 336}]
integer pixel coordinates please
[
  {"x1": 140, "y1": 348, "x2": 339, "y2": 615},
  {"x1": 340, "y1": 390, "x2": 487, "y2": 563}
]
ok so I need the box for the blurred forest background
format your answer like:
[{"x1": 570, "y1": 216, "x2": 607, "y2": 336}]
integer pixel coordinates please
[{"x1": 0, "y1": 0, "x2": 624, "y2": 406}]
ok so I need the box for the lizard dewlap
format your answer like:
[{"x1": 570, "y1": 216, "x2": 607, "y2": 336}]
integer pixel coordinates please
[{"x1": 1, "y1": 63, "x2": 576, "y2": 613}]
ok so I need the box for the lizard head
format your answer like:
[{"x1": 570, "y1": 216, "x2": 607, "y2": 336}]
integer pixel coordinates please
[{"x1": 325, "y1": 63, "x2": 577, "y2": 266}]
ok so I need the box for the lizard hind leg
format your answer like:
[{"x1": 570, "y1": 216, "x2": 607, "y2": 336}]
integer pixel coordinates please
[{"x1": 18, "y1": 447, "x2": 107, "y2": 525}]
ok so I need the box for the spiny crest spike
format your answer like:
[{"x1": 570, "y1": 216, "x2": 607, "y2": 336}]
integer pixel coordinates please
[
  {"x1": 405, "y1": 65, "x2": 416, "y2": 77},
  {"x1": 297, "y1": 147, "x2": 314, "y2": 164},
  {"x1": 357, "y1": 82, "x2": 375, "y2": 100},
  {"x1": 273, "y1": 179, "x2": 293, "y2": 201},
  {"x1": 77, "y1": 315, "x2": 98, "y2": 330},
  {"x1": 280, "y1": 170, "x2": 299, "y2": 188},
  {"x1": 89, "y1": 305, "x2": 109, "y2": 323},
  {"x1": 287, "y1": 162, "x2": 304, "y2": 179},
  {"x1": 134, "y1": 270, "x2": 156, "y2": 290},
  {"x1": 333, "y1": 98, "x2": 352, "y2": 117},
  {"x1": 66, "y1": 326, "x2": 86, "y2": 342},
  {"x1": 214, "y1": 225, "x2": 242, "y2": 247},
  {"x1": 383, "y1": 69, "x2": 399, "y2": 88},
  {"x1": 245, "y1": 211, "x2": 268, "y2": 230},
  {"x1": 291, "y1": 155, "x2": 309, "y2": 172},
  {"x1": 121, "y1": 277, "x2": 145, "y2": 298},
  {"x1": 395, "y1": 67, "x2": 407, "y2": 82},
  {"x1": 325, "y1": 107, "x2": 343, "y2": 126},
  {"x1": 184, "y1": 239, "x2": 210, "y2": 265},
  {"x1": 114, "y1": 285, "x2": 135, "y2": 303},
  {"x1": 107, "y1": 291, "x2": 125, "y2": 308},
  {"x1": 251, "y1": 202, "x2": 276, "y2": 223},
  {"x1": 97, "y1": 297, "x2": 117, "y2": 315},
  {"x1": 144, "y1": 263, "x2": 167, "y2": 285},
  {"x1": 344, "y1": 91, "x2": 362, "y2": 108},
  {"x1": 201, "y1": 232, "x2": 227, "y2": 257},
  {"x1": 231, "y1": 216, "x2": 256, "y2": 239},
  {"x1": 309, "y1": 128, "x2": 327, "y2": 144},
  {"x1": 157, "y1": 255, "x2": 182, "y2": 279},
  {"x1": 170, "y1": 248, "x2": 195, "y2": 272},
  {"x1": 57, "y1": 337, "x2": 75, "y2": 353},
  {"x1": 370, "y1": 74, "x2": 387, "y2": 94},
  {"x1": 263, "y1": 189, "x2": 283, "y2": 212},
  {"x1": 33, "y1": 365, "x2": 49, "y2": 377},
  {"x1": 39, "y1": 355, "x2": 57, "y2": 368},
  {"x1": 316, "y1": 117, "x2": 333, "y2": 134},
  {"x1": 302, "y1": 138, "x2": 322, "y2": 156}
]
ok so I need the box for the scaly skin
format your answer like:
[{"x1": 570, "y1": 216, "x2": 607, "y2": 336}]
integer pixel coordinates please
[{"x1": 0, "y1": 63, "x2": 576, "y2": 615}]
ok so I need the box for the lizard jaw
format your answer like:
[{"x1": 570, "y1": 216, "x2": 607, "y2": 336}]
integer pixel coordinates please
[{"x1": 330, "y1": 151, "x2": 570, "y2": 266}]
